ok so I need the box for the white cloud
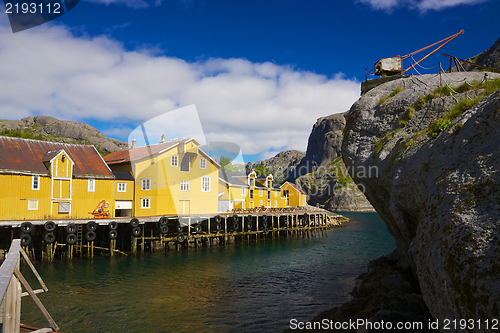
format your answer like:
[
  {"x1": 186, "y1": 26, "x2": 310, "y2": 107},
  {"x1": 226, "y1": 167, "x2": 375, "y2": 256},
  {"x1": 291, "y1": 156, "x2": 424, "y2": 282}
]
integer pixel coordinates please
[
  {"x1": 0, "y1": 23, "x2": 360, "y2": 159},
  {"x1": 358, "y1": 0, "x2": 490, "y2": 12}
]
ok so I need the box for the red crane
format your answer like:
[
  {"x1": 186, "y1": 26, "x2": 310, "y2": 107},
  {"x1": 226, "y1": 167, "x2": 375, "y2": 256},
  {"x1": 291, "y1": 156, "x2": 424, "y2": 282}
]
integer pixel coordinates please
[{"x1": 370, "y1": 30, "x2": 464, "y2": 77}]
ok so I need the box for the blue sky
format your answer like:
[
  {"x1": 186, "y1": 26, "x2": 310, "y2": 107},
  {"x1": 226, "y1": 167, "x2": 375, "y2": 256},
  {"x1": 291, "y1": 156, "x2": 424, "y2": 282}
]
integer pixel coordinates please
[{"x1": 0, "y1": 0, "x2": 499, "y2": 162}]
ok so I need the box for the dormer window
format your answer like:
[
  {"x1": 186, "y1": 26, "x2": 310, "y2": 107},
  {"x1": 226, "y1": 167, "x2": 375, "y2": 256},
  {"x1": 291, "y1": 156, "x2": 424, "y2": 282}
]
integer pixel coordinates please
[{"x1": 249, "y1": 178, "x2": 254, "y2": 186}]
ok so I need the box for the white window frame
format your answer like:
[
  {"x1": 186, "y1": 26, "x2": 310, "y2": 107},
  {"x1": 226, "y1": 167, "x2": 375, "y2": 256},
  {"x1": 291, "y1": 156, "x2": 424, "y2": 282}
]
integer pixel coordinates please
[
  {"x1": 201, "y1": 176, "x2": 211, "y2": 192},
  {"x1": 250, "y1": 178, "x2": 254, "y2": 186},
  {"x1": 200, "y1": 157, "x2": 207, "y2": 170},
  {"x1": 141, "y1": 198, "x2": 150, "y2": 209},
  {"x1": 259, "y1": 189, "x2": 263, "y2": 197},
  {"x1": 117, "y1": 182, "x2": 127, "y2": 192},
  {"x1": 259, "y1": 200, "x2": 263, "y2": 206},
  {"x1": 32, "y1": 175, "x2": 40, "y2": 190},
  {"x1": 275, "y1": 190, "x2": 278, "y2": 197},
  {"x1": 241, "y1": 188, "x2": 245, "y2": 196},
  {"x1": 88, "y1": 179, "x2": 95, "y2": 192},
  {"x1": 141, "y1": 178, "x2": 151, "y2": 191},
  {"x1": 171, "y1": 155, "x2": 178, "y2": 167},
  {"x1": 28, "y1": 199, "x2": 38, "y2": 210},
  {"x1": 180, "y1": 180, "x2": 190, "y2": 191},
  {"x1": 250, "y1": 189, "x2": 254, "y2": 199},
  {"x1": 274, "y1": 200, "x2": 278, "y2": 208}
]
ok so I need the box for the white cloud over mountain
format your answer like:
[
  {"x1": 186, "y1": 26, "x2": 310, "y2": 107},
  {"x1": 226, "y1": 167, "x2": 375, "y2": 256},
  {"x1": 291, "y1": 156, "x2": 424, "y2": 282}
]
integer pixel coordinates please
[{"x1": 0, "y1": 23, "x2": 360, "y2": 159}]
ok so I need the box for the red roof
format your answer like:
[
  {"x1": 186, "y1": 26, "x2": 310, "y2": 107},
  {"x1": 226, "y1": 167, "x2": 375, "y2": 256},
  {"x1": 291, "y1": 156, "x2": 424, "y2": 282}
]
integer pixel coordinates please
[
  {"x1": 0, "y1": 136, "x2": 114, "y2": 178},
  {"x1": 104, "y1": 139, "x2": 186, "y2": 165},
  {"x1": 283, "y1": 181, "x2": 307, "y2": 194}
]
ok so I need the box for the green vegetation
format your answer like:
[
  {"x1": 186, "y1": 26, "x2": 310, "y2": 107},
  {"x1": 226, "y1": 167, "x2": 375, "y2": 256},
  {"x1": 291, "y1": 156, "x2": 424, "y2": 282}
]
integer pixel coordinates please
[
  {"x1": 397, "y1": 108, "x2": 415, "y2": 127},
  {"x1": 0, "y1": 128, "x2": 46, "y2": 140},
  {"x1": 372, "y1": 129, "x2": 400, "y2": 158},
  {"x1": 253, "y1": 164, "x2": 270, "y2": 176},
  {"x1": 429, "y1": 118, "x2": 451, "y2": 138},
  {"x1": 218, "y1": 156, "x2": 241, "y2": 172},
  {"x1": 378, "y1": 86, "x2": 405, "y2": 106}
]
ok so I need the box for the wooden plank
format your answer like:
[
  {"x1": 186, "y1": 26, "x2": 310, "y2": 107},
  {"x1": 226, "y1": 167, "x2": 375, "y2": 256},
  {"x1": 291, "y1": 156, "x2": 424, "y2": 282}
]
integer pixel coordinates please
[
  {"x1": 20, "y1": 248, "x2": 48, "y2": 292},
  {"x1": 13, "y1": 269, "x2": 59, "y2": 332}
]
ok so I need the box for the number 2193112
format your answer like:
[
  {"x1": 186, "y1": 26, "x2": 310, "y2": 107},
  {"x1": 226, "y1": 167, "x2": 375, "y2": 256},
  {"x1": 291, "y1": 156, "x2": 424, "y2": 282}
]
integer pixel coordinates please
[{"x1": 5, "y1": 2, "x2": 61, "y2": 14}]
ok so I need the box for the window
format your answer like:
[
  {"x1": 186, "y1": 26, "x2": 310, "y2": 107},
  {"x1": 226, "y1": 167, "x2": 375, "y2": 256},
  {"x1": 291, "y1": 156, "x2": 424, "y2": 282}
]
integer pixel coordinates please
[
  {"x1": 141, "y1": 198, "x2": 150, "y2": 209},
  {"x1": 249, "y1": 178, "x2": 254, "y2": 186},
  {"x1": 267, "y1": 180, "x2": 271, "y2": 188},
  {"x1": 32, "y1": 176, "x2": 40, "y2": 190},
  {"x1": 274, "y1": 200, "x2": 278, "y2": 208},
  {"x1": 250, "y1": 189, "x2": 254, "y2": 199},
  {"x1": 88, "y1": 179, "x2": 95, "y2": 192},
  {"x1": 259, "y1": 190, "x2": 263, "y2": 197},
  {"x1": 241, "y1": 188, "x2": 245, "y2": 196},
  {"x1": 201, "y1": 176, "x2": 211, "y2": 192},
  {"x1": 200, "y1": 157, "x2": 206, "y2": 169},
  {"x1": 275, "y1": 191, "x2": 278, "y2": 197},
  {"x1": 171, "y1": 155, "x2": 178, "y2": 167},
  {"x1": 141, "y1": 178, "x2": 151, "y2": 191},
  {"x1": 259, "y1": 200, "x2": 263, "y2": 206},
  {"x1": 59, "y1": 202, "x2": 70, "y2": 214},
  {"x1": 181, "y1": 156, "x2": 190, "y2": 172},
  {"x1": 28, "y1": 199, "x2": 38, "y2": 210},
  {"x1": 117, "y1": 183, "x2": 127, "y2": 192},
  {"x1": 267, "y1": 191, "x2": 271, "y2": 199},
  {"x1": 180, "y1": 180, "x2": 190, "y2": 191}
]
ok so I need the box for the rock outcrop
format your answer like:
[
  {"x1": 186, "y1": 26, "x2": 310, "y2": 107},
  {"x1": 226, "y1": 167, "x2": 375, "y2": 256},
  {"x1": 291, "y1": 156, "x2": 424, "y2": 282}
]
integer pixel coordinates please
[
  {"x1": 463, "y1": 37, "x2": 500, "y2": 72},
  {"x1": 0, "y1": 115, "x2": 127, "y2": 154},
  {"x1": 246, "y1": 150, "x2": 305, "y2": 185},
  {"x1": 293, "y1": 113, "x2": 346, "y2": 178},
  {"x1": 342, "y1": 72, "x2": 500, "y2": 325}
]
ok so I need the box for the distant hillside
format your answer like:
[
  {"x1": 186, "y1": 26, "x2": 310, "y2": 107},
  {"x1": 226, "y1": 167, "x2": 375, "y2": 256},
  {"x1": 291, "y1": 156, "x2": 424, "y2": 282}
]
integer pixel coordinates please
[
  {"x1": 463, "y1": 37, "x2": 500, "y2": 71},
  {"x1": 0, "y1": 116, "x2": 127, "y2": 155},
  {"x1": 246, "y1": 150, "x2": 305, "y2": 186}
]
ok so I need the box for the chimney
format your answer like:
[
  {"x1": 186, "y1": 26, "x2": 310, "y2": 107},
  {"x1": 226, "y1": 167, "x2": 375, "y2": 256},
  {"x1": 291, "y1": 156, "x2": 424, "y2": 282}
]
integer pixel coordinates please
[
  {"x1": 160, "y1": 134, "x2": 165, "y2": 143},
  {"x1": 130, "y1": 139, "x2": 137, "y2": 149}
]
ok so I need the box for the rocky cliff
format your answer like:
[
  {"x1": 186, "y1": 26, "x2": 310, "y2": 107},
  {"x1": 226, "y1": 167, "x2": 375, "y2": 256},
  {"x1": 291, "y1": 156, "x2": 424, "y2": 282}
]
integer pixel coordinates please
[
  {"x1": 342, "y1": 72, "x2": 500, "y2": 325},
  {"x1": 292, "y1": 113, "x2": 373, "y2": 211},
  {"x1": 0, "y1": 115, "x2": 127, "y2": 154},
  {"x1": 246, "y1": 150, "x2": 305, "y2": 185},
  {"x1": 463, "y1": 37, "x2": 500, "y2": 71}
]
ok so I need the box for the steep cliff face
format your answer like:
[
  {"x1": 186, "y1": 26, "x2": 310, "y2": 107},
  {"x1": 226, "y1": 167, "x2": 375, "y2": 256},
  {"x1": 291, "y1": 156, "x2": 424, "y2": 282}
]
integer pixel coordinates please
[
  {"x1": 290, "y1": 113, "x2": 373, "y2": 211},
  {"x1": 342, "y1": 72, "x2": 500, "y2": 323},
  {"x1": 293, "y1": 113, "x2": 346, "y2": 178},
  {"x1": 464, "y1": 37, "x2": 500, "y2": 71}
]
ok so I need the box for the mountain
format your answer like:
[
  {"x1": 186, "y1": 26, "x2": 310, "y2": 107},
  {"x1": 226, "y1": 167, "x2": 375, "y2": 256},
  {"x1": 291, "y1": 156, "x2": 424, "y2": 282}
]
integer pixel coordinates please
[
  {"x1": 247, "y1": 113, "x2": 373, "y2": 212},
  {"x1": 246, "y1": 150, "x2": 305, "y2": 185},
  {"x1": 463, "y1": 37, "x2": 500, "y2": 71},
  {"x1": 0, "y1": 115, "x2": 127, "y2": 154},
  {"x1": 343, "y1": 72, "x2": 500, "y2": 324}
]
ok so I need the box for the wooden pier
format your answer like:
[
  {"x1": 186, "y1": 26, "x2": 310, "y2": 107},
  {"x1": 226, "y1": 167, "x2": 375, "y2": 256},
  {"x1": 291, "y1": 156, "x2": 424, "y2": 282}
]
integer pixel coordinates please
[{"x1": 0, "y1": 210, "x2": 347, "y2": 261}]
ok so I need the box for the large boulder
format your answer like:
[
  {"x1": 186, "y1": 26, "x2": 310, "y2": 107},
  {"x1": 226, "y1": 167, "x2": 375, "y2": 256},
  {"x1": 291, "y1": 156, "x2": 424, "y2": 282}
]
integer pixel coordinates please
[{"x1": 342, "y1": 72, "x2": 500, "y2": 324}]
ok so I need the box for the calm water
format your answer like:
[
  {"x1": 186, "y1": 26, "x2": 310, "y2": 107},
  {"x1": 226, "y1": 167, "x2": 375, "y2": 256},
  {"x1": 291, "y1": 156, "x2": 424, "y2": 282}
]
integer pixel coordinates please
[{"x1": 21, "y1": 212, "x2": 395, "y2": 332}]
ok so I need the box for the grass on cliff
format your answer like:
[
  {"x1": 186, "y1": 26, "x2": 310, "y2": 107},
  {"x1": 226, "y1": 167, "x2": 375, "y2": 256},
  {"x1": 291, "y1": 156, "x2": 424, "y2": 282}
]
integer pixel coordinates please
[
  {"x1": 378, "y1": 86, "x2": 405, "y2": 106},
  {"x1": 0, "y1": 128, "x2": 46, "y2": 140},
  {"x1": 427, "y1": 77, "x2": 500, "y2": 138}
]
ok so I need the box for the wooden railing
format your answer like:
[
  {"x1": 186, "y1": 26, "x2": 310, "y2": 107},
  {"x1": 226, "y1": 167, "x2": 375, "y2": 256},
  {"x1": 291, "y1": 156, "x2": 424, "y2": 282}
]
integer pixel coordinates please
[{"x1": 0, "y1": 239, "x2": 59, "y2": 333}]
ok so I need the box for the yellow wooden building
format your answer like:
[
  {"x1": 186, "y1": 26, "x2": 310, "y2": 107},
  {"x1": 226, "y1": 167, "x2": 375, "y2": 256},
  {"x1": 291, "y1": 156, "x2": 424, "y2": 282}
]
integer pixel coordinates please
[
  {"x1": 218, "y1": 171, "x2": 287, "y2": 212},
  {"x1": 0, "y1": 137, "x2": 116, "y2": 221},
  {"x1": 281, "y1": 181, "x2": 308, "y2": 207},
  {"x1": 104, "y1": 137, "x2": 220, "y2": 217}
]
